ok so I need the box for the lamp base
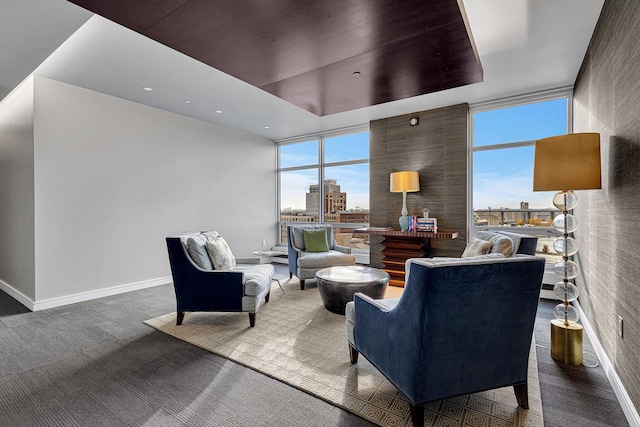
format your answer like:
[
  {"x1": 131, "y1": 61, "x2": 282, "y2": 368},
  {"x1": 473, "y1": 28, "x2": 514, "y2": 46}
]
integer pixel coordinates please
[
  {"x1": 550, "y1": 319, "x2": 583, "y2": 365},
  {"x1": 399, "y1": 215, "x2": 409, "y2": 231}
]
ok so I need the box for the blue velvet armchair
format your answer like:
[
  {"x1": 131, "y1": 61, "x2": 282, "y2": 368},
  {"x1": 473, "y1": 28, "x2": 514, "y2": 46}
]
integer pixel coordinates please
[
  {"x1": 166, "y1": 232, "x2": 274, "y2": 327},
  {"x1": 346, "y1": 255, "x2": 545, "y2": 427}
]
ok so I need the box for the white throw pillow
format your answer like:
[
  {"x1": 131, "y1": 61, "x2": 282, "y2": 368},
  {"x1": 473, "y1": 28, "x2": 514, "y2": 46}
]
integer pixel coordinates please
[
  {"x1": 461, "y1": 238, "x2": 493, "y2": 258},
  {"x1": 205, "y1": 237, "x2": 236, "y2": 270}
]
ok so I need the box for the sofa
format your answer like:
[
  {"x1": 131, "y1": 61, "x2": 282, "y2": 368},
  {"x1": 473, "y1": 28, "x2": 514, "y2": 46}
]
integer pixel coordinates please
[
  {"x1": 464, "y1": 229, "x2": 538, "y2": 257},
  {"x1": 166, "y1": 231, "x2": 274, "y2": 327}
]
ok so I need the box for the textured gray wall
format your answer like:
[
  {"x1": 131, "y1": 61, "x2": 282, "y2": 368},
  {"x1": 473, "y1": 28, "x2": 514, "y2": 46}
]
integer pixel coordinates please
[
  {"x1": 369, "y1": 104, "x2": 468, "y2": 267},
  {"x1": 573, "y1": 0, "x2": 640, "y2": 410}
]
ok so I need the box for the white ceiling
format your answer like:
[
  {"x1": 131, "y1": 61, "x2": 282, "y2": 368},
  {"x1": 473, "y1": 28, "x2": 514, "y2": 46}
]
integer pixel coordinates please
[{"x1": 1, "y1": 0, "x2": 604, "y2": 141}]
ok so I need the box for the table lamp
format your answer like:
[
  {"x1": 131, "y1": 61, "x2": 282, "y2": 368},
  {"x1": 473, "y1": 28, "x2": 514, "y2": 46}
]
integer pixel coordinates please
[
  {"x1": 533, "y1": 132, "x2": 601, "y2": 365},
  {"x1": 390, "y1": 171, "x2": 420, "y2": 231}
]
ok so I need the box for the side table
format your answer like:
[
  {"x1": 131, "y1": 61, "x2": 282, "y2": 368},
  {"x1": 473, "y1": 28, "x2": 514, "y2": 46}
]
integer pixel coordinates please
[
  {"x1": 315, "y1": 266, "x2": 389, "y2": 315},
  {"x1": 356, "y1": 229, "x2": 458, "y2": 287}
]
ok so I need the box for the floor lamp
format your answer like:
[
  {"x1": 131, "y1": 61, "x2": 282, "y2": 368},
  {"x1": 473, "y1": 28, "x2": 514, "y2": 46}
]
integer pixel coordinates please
[
  {"x1": 390, "y1": 171, "x2": 420, "y2": 231},
  {"x1": 533, "y1": 133, "x2": 601, "y2": 365}
]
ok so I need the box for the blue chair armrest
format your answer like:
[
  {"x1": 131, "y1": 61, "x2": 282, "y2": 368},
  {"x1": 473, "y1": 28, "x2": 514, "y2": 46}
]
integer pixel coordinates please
[{"x1": 353, "y1": 293, "x2": 420, "y2": 400}]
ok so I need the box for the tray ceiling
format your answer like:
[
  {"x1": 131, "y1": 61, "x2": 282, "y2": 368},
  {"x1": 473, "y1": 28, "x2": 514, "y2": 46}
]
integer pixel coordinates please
[{"x1": 67, "y1": 0, "x2": 483, "y2": 116}]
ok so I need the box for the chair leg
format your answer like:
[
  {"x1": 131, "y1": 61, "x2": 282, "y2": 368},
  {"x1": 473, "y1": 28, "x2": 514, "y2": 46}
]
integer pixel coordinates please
[
  {"x1": 409, "y1": 403, "x2": 424, "y2": 427},
  {"x1": 348, "y1": 343, "x2": 359, "y2": 364},
  {"x1": 265, "y1": 290, "x2": 271, "y2": 303},
  {"x1": 289, "y1": 272, "x2": 293, "y2": 279},
  {"x1": 176, "y1": 311, "x2": 185, "y2": 325},
  {"x1": 249, "y1": 313, "x2": 256, "y2": 327},
  {"x1": 514, "y1": 382, "x2": 529, "y2": 409},
  {"x1": 300, "y1": 279, "x2": 305, "y2": 290}
]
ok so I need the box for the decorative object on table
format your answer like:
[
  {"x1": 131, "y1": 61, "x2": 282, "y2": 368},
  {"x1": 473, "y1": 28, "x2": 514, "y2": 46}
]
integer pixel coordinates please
[
  {"x1": 346, "y1": 255, "x2": 546, "y2": 427},
  {"x1": 390, "y1": 171, "x2": 420, "y2": 231},
  {"x1": 416, "y1": 217, "x2": 437, "y2": 232},
  {"x1": 286, "y1": 224, "x2": 355, "y2": 290},
  {"x1": 421, "y1": 208, "x2": 430, "y2": 218},
  {"x1": 533, "y1": 132, "x2": 601, "y2": 365}
]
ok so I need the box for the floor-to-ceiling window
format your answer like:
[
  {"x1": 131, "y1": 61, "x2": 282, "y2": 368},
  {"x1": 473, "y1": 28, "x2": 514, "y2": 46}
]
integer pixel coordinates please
[
  {"x1": 469, "y1": 88, "x2": 571, "y2": 283},
  {"x1": 277, "y1": 127, "x2": 370, "y2": 262}
]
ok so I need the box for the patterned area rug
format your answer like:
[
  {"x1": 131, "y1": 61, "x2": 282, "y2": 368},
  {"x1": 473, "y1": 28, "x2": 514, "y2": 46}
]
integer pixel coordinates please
[{"x1": 145, "y1": 280, "x2": 543, "y2": 427}]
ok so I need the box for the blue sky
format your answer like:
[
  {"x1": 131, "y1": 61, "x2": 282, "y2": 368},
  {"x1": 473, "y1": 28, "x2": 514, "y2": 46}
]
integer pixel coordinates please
[
  {"x1": 473, "y1": 98, "x2": 568, "y2": 209},
  {"x1": 280, "y1": 132, "x2": 370, "y2": 210},
  {"x1": 279, "y1": 99, "x2": 569, "y2": 212}
]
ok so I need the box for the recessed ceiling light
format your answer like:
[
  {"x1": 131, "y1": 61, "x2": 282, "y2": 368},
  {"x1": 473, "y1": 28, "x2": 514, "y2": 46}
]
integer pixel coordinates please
[
  {"x1": 352, "y1": 72, "x2": 361, "y2": 78},
  {"x1": 143, "y1": 86, "x2": 154, "y2": 91},
  {"x1": 184, "y1": 100, "x2": 191, "y2": 104},
  {"x1": 264, "y1": 125, "x2": 271, "y2": 129},
  {"x1": 215, "y1": 110, "x2": 223, "y2": 114}
]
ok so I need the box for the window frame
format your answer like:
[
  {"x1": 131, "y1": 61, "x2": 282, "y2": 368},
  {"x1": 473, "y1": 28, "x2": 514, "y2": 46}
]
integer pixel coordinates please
[
  {"x1": 468, "y1": 87, "x2": 573, "y2": 285},
  {"x1": 467, "y1": 86, "x2": 573, "y2": 237},
  {"x1": 276, "y1": 124, "x2": 370, "y2": 243}
]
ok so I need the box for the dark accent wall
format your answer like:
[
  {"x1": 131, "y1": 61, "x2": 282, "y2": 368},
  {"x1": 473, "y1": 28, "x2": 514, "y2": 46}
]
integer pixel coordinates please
[
  {"x1": 369, "y1": 104, "x2": 468, "y2": 267},
  {"x1": 573, "y1": 0, "x2": 640, "y2": 410}
]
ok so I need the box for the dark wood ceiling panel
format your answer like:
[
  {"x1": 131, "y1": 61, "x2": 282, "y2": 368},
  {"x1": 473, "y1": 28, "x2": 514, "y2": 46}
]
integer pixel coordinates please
[
  {"x1": 67, "y1": 0, "x2": 190, "y2": 33},
  {"x1": 261, "y1": 31, "x2": 482, "y2": 116},
  {"x1": 67, "y1": 0, "x2": 482, "y2": 116}
]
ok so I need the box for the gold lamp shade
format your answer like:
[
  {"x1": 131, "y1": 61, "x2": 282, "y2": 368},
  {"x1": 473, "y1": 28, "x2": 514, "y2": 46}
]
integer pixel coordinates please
[
  {"x1": 390, "y1": 171, "x2": 420, "y2": 193},
  {"x1": 533, "y1": 133, "x2": 602, "y2": 191}
]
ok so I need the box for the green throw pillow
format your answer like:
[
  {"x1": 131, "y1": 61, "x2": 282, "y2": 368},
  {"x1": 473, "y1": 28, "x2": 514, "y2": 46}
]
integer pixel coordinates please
[{"x1": 303, "y1": 229, "x2": 329, "y2": 252}]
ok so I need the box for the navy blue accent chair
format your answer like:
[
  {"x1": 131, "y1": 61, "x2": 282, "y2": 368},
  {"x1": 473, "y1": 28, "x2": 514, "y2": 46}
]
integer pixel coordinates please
[
  {"x1": 166, "y1": 235, "x2": 272, "y2": 327},
  {"x1": 346, "y1": 256, "x2": 545, "y2": 427}
]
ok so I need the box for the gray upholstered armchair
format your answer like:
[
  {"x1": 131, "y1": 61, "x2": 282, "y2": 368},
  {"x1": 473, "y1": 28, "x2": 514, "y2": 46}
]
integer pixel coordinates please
[
  {"x1": 346, "y1": 255, "x2": 545, "y2": 427},
  {"x1": 287, "y1": 224, "x2": 356, "y2": 290}
]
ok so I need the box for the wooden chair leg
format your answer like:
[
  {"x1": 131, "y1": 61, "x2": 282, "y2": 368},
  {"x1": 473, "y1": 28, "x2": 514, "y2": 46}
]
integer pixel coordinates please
[
  {"x1": 176, "y1": 311, "x2": 185, "y2": 325},
  {"x1": 265, "y1": 290, "x2": 271, "y2": 303},
  {"x1": 300, "y1": 279, "x2": 305, "y2": 290},
  {"x1": 249, "y1": 312, "x2": 256, "y2": 327},
  {"x1": 409, "y1": 403, "x2": 424, "y2": 427},
  {"x1": 349, "y1": 343, "x2": 359, "y2": 364},
  {"x1": 514, "y1": 383, "x2": 529, "y2": 409}
]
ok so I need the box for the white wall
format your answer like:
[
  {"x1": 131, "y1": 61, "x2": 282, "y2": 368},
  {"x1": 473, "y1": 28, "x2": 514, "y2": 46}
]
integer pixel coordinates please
[
  {"x1": 32, "y1": 77, "x2": 276, "y2": 303},
  {"x1": 0, "y1": 77, "x2": 36, "y2": 301}
]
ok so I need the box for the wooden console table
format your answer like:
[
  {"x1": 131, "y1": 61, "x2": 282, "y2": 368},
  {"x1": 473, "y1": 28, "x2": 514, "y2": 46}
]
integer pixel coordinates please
[{"x1": 356, "y1": 229, "x2": 459, "y2": 287}]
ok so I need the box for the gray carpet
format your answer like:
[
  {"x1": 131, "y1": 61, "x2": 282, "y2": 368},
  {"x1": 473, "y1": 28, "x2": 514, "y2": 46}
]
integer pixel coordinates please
[{"x1": 0, "y1": 264, "x2": 629, "y2": 426}]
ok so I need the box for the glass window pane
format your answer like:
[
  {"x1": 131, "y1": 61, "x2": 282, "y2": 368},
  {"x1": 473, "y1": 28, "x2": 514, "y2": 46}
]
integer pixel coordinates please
[
  {"x1": 473, "y1": 98, "x2": 568, "y2": 147},
  {"x1": 473, "y1": 147, "x2": 561, "y2": 261},
  {"x1": 323, "y1": 164, "x2": 370, "y2": 217},
  {"x1": 279, "y1": 140, "x2": 319, "y2": 168},
  {"x1": 324, "y1": 163, "x2": 370, "y2": 252},
  {"x1": 280, "y1": 168, "x2": 318, "y2": 218},
  {"x1": 324, "y1": 132, "x2": 369, "y2": 163}
]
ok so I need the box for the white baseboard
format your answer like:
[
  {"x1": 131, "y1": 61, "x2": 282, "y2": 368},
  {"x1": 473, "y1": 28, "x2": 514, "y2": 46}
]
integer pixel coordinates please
[
  {"x1": 575, "y1": 300, "x2": 640, "y2": 427},
  {"x1": 0, "y1": 278, "x2": 36, "y2": 310},
  {"x1": 0, "y1": 276, "x2": 172, "y2": 312}
]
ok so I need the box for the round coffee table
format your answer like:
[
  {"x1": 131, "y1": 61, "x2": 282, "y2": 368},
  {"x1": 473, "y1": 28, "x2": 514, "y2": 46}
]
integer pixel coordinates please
[{"x1": 315, "y1": 266, "x2": 390, "y2": 315}]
